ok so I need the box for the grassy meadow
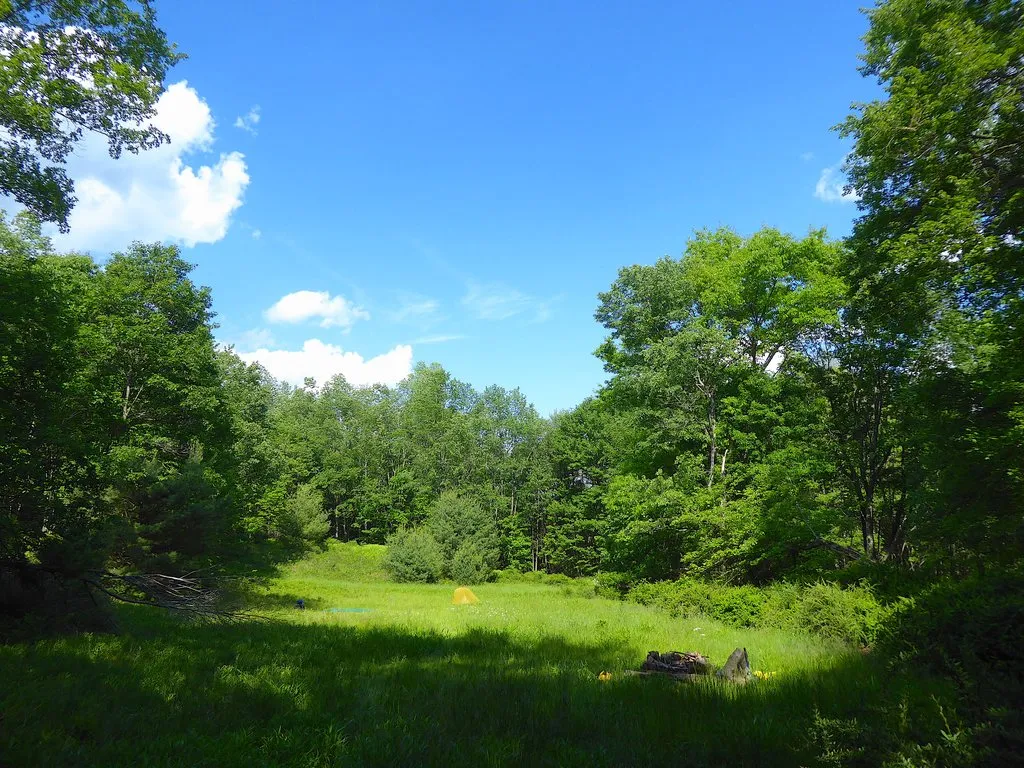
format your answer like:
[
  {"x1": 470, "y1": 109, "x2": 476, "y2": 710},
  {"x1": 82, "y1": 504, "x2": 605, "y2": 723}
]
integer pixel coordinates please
[{"x1": 0, "y1": 543, "x2": 956, "y2": 767}]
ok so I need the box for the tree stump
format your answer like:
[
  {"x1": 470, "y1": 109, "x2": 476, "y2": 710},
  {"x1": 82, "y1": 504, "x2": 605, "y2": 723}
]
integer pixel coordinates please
[{"x1": 715, "y1": 647, "x2": 752, "y2": 684}]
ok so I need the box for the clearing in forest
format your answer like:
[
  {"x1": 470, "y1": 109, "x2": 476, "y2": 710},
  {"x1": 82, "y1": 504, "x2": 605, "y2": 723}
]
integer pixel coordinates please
[{"x1": 0, "y1": 545, "x2": 949, "y2": 767}]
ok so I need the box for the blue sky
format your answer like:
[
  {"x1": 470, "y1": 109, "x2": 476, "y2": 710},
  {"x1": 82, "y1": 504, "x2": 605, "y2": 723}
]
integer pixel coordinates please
[{"x1": 49, "y1": 1, "x2": 879, "y2": 415}]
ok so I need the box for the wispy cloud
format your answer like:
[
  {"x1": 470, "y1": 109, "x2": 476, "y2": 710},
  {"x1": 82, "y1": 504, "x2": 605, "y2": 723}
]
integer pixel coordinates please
[
  {"x1": 462, "y1": 281, "x2": 555, "y2": 322},
  {"x1": 251, "y1": 228, "x2": 262, "y2": 240},
  {"x1": 390, "y1": 294, "x2": 440, "y2": 322},
  {"x1": 410, "y1": 334, "x2": 466, "y2": 344},
  {"x1": 234, "y1": 105, "x2": 261, "y2": 135},
  {"x1": 235, "y1": 327, "x2": 276, "y2": 349},
  {"x1": 800, "y1": 151, "x2": 815, "y2": 162},
  {"x1": 815, "y1": 163, "x2": 860, "y2": 204}
]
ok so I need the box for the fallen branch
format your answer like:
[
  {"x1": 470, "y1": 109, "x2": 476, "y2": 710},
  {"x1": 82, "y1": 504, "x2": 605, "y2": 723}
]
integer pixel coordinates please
[{"x1": 4, "y1": 562, "x2": 260, "y2": 622}]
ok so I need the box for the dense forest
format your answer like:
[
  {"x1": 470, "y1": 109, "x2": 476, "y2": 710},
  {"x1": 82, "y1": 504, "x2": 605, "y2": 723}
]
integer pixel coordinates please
[{"x1": 2, "y1": 0, "x2": 1023, "y2": 763}]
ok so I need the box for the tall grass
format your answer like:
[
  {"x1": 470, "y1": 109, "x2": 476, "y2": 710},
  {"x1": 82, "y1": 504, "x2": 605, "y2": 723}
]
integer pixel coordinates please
[{"x1": 0, "y1": 544, "x2": 963, "y2": 767}]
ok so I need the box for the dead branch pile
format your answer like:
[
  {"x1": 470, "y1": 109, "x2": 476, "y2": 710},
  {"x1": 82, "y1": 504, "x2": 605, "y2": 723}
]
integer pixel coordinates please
[{"x1": 636, "y1": 650, "x2": 713, "y2": 680}]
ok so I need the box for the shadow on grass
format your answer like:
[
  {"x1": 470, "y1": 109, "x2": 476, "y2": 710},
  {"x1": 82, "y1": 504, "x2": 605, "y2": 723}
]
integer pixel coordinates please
[{"x1": 0, "y1": 613, "x2": 957, "y2": 768}]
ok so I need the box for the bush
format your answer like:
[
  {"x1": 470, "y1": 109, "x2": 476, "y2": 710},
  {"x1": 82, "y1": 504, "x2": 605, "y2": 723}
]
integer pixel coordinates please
[
  {"x1": 779, "y1": 582, "x2": 883, "y2": 646},
  {"x1": 450, "y1": 542, "x2": 491, "y2": 584},
  {"x1": 877, "y1": 572, "x2": 1024, "y2": 686},
  {"x1": 383, "y1": 528, "x2": 442, "y2": 583},
  {"x1": 594, "y1": 571, "x2": 631, "y2": 599},
  {"x1": 876, "y1": 572, "x2": 1024, "y2": 765},
  {"x1": 625, "y1": 578, "x2": 884, "y2": 646}
]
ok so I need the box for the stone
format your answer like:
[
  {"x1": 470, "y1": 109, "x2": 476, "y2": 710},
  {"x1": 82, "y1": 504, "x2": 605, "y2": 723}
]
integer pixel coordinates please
[{"x1": 715, "y1": 647, "x2": 752, "y2": 684}]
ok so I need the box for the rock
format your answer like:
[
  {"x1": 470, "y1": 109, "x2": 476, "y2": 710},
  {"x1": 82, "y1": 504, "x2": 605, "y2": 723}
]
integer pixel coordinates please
[{"x1": 715, "y1": 647, "x2": 752, "y2": 684}]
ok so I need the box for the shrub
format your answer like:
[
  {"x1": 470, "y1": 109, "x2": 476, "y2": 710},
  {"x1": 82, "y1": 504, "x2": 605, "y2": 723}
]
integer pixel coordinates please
[
  {"x1": 784, "y1": 582, "x2": 883, "y2": 646},
  {"x1": 594, "y1": 571, "x2": 631, "y2": 599},
  {"x1": 625, "y1": 578, "x2": 884, "y2": 646},
  {"x1": 876, "y1": 573, "x2": 1024, "y2": 764},
  {"x1": 450, "y1": 542, "x2": 491, "y2": 584},
  {"x1": 707, "y1": 584, "x2": 767, "y2": 628},
  {"x1": 383, "y1": 528, "x2": 442, "y2": 583},
  {"x1": 280, "y1": 484, "x2": 330, "y2": 545},
  {"x1": 877, "y1": 572, "x2": 1024, "y2": 686}
]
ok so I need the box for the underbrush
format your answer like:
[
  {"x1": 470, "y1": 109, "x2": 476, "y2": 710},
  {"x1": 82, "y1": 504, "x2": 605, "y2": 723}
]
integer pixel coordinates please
[{"x1": 624, "y1": 578, "x2": 885, "y2": 647}]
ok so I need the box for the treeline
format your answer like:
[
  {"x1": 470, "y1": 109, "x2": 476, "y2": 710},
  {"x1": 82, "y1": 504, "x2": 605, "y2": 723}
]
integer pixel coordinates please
[
  {"x1": 3, "y1": 0, "x2": 1022, "y2": 597},
  {"x1": 5, "y1": 210, "x2": 1019, "y2": 592},
  {"x1": 0, "y1": 211, "x2": 555, "y2": 579}
]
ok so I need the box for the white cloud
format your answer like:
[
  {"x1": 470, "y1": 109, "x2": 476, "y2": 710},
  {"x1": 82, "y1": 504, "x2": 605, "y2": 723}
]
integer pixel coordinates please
[
  {"x1": 391, "y1": 295, "x2": 440, "y2": 322},
  {"x1": 815, "y1": 164, "x2": 860, "y2": 204},
  {"x1": 234, "y1": 105, "x2": 261, "y2": 135},
  {"x1": 239, "y1": 340, "x2": 413, "y2": 388},
  {"x1": 411, "y1": 334, "x2": 466, "y2": 344},
  {"x1": 235, "y1": 327, "x2": 276, "y2": 349},
  {"x1": 251, "y1": 228, "x2": 262, "y2": 240},
  {"x1": 463, "y1": 282, "x2": 532, "y2": 320},
  {"x1": 265, "y1": 290, "x2": 369, "y2": 330},
  {"x1": 49, "y1": 80, "x2": 250, "y2": 251},
  {"x1": 462, "y1": 281, "x2": 557, "y2": 322}
]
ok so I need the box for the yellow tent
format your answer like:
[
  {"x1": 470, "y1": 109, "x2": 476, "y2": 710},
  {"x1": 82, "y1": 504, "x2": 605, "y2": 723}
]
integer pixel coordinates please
[{"x1": 452, "y1": 586, "x2": 479, "y2": 605}]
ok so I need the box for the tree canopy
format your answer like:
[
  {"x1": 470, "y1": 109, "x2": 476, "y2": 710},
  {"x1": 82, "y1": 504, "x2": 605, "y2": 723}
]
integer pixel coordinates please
[{"x1": 0, "y1": 0, "x2": 182, "y2": 229}]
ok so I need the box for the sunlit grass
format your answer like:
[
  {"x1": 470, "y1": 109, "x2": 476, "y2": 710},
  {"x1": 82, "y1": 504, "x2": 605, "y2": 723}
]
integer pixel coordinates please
[{"x1": 0, "y1": 544, "x2": 954, "y2": 767}]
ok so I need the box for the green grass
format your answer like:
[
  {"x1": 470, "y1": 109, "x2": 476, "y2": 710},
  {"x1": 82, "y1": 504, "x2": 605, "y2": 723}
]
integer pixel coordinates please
[{"x1": 0, "y1": 544, "x2": 959, "y2": 767}]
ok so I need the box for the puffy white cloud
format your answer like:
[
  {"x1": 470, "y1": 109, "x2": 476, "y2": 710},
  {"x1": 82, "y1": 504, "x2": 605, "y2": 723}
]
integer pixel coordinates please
[
  {"x1": 234, "y1": 105, "x2": 261, "y2": 135},
  {"x1": 265, "y1": 290, "x2": 369, "y2": 330},
  {"x1": 815, "y1": 164, "x2": 860, "y2": 204},
  {"x1": 49, "y1": 81, "x2": 250, "y2": 251},
  {"x1": 239, "y1": 340, "x2": 413, "y2": 388}
]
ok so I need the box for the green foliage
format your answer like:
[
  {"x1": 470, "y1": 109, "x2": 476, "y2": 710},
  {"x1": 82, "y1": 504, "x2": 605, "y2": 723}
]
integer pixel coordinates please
[
  {"x1": 449, "y1": 541, "x2": 491, "y2": 585},
  {"x1": 280, "y1": 484, "x2": 330, "y2": 545},
  {"x1": 383, "y1": 528, "x2": 443, "y2": 583},
  {"x1": 0, "y1": 1, "x2": 185, "y2": 229},
  {"x1": 0, "y1": 557, "x2": 980, "y2": 767},
  {"x1": 839, "y1": 0, "x2": 1024, "y2": 568},
  {"x1": 878, "y1": 573, "x2": 1024, "y2": 692},
  {"x1": 287, "y1": 540, "x2": 388, "y2": 583},
  {"x1": 427, "y1": 491, "x2": 499, "y2": 576},
  {"x1": 627, "y1": 578, "x2": 884, "y2": 646}
]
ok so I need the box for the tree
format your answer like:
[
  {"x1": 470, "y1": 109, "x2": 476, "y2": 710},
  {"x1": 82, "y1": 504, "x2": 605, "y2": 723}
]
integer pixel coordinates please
[
  {"x1": 0, "y1": 212, "x2": 100, "y2": 569},
  {"x1": 87, "y1": 242, "x2": 232, "y2": 571},
  {"x1": 840, "y1": 0, "x2": 1024, "y2": 570},
  {"x1": 280, "y1": 484, "x2": 329, "y2": 545},
  {"x1": 427, "y1": 491, "x2": 499, "y2": 576},
  {"x1": 0, "y1": 0, "x2": 184, "y2": 229},
  {"x1": 383, "y1": 527, "x2": 443, "y2": 583},
  {"x1": 596, "y1": 227, "x2": 845, "y2": 488}
]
